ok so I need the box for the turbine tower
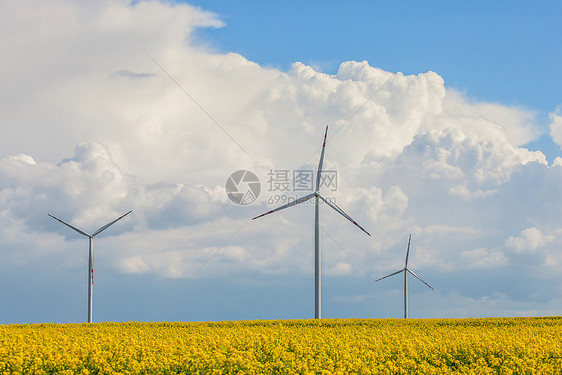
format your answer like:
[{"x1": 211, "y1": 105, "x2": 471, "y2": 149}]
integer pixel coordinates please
[
  {"x1": 374, "y1": 234, "x2": 434, "y2": 318},
  {"x1": 252, "y1": 126, "x2": 370, "y2": 319},
  {"x1": 48, "y1": 210, "x2": 132, "y2": 323}
]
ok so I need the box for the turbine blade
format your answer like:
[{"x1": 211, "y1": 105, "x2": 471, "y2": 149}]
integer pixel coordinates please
[
  {"x1": 48, "y1": 214, "x2": 91, "y2": 237},
  {"x1": 373, "y1": 269, "x2": 404, "y2": 282},
  {"x1": 315, "y1": 125, "x2": 329, "y2": 191},
  {"x1": 252, "y1": 193, "x2": 316, "y2": 220},
  {"x1": 407, "y1": 268, "x2": 434, "y2": 290},
  {"x1": 92, "y1": 210, "x2": 133, "y2": 237},
  {"x1": 405, "y1": 234, "x2": 411, "y2": 267},
  {"x1": 317, "y1": 194, "x2": 371, "y2": 236}
]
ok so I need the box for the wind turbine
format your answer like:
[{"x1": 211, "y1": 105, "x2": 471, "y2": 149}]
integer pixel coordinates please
[
  {"x1": 252, "y1": 125, "x2": 370, "y2": 319},
  {"x1": 374, "y1": 234, "x2": 433, "y2": 318},
  {"x1": 48, "y1": 210, "x2": 133, "y2": 323}
]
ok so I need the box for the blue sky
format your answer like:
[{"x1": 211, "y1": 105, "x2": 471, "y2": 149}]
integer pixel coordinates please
[
  {"x1": 187, "y1": 1, "x2": 560, "y2": 109},
  {"x1": 1, "y1": 0, "x2": 562, "y2": 324},
  {"x1": 188, "y1": 0, "x2": 562, "y2": 160}
]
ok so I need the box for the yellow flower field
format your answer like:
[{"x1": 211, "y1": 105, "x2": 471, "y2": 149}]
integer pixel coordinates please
[{"x1": 1, "y1": 317, "x2": 561, "y2": 374}]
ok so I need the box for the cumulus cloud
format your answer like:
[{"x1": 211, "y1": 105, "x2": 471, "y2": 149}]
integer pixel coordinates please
[
  {"x1": 0, "y1": 142, "x2": 134, "y2": 231},
  {"x1": 460, "y1": 247, "x2": 508, "y2": 269},
  {"x1": 1, "y1": 0, "x2": 562, "y2": 322},
  {"x1": 549, "y1": 108, "x2": 562, "y2": 148},
  {"x1": 505, "y1": 227, "x2": 554, "y2": 254},
  {"x1": 437, "y1": 90, "x2": 539, "y2": 146}
]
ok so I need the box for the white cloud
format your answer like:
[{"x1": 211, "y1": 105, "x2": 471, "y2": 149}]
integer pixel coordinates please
[
  {"x1": 437, "y1": 90, "x2": 539, "y2": 146},
  {"x1": 552, "y1": 157, "x2": 562, "y2": 167},
  {"x1": 8, "y1": 154, "x2": 37, "y2": 165},
  {"x1": 326, "y1": 262, "x2": 353, "y2": 276},
  {"x1": 505, "y1": 227, "x2": 554, "y2": 254},
  {"x1": 401, "y1": 127, "x2": 546, "y2": 186},
  {"x1": 449, "y1": 185, "x2": 497, "y2": 199},
  {"x1": 460, "y1": 247, "x2": 508, "y2": 269},
  {"x1": 549, "y1": 108, "x2": 562, "y2": 148}
]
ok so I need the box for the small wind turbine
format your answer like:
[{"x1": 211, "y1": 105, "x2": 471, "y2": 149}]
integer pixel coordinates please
[
  {"x1": 252, "y1": 125, "x2": 371, "y2": 319},
  {"x1": 48, "y1": 210, "x2": 132, "y2": 323},
  {"x1": 374, "y1": 234, "x2": 433, "y2": 318}
]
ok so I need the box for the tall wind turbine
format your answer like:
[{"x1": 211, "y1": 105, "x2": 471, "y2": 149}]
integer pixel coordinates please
[
  {"x1": 252, "y1": 126, "x2": 370, "y2": 319},
  {"x1": 48, "y1": 210, "x2": 132, "y2": 323},
  {"x1": 374, "y1": 234, "x2": 433, "y2": 318}
]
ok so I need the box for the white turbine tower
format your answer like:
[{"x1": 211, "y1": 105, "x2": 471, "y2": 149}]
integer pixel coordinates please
[
  {"x1": 252, "y1": 126, "x2": 371, "y2": 319},
  {"x1": 48, "y1": 210, "x2": 133, "y2": 323},
  {"x1": 374, "y1": 234, "x2": 434, "y2": 319}
]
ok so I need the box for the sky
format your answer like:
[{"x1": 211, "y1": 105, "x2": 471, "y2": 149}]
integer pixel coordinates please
[{"x1": 1, "y1": 0, "x2": 562, "y2": 324}]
